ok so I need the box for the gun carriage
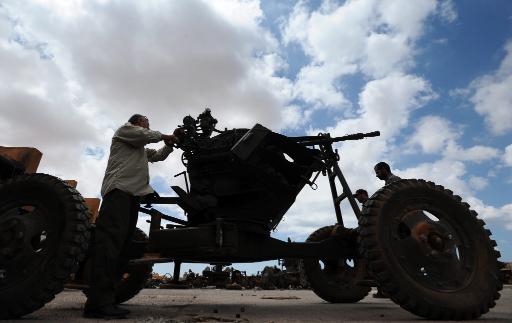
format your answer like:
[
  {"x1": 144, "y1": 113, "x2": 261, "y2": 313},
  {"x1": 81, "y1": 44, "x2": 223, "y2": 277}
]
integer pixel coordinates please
[{"x1": 0, "y1": 109, "x2": 503, "y2": 320}]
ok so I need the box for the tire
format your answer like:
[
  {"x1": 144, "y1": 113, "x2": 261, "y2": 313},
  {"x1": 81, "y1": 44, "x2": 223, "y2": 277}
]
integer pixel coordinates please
[
  {"x1": 115, "y1": 228, "x2": 153, "y2": 304},
  {"x1": 359, "y1": 179, "x2": 502, "y2": 320},
  {"x1": 82, "y1": 227, "x2": 153, "y2": 304},
  {"x1": 0, "y1": 174, "x2": 91, "y2": 319},
  {"x1": 303, "y1": 225, "x2": 370, "y2": 303}
]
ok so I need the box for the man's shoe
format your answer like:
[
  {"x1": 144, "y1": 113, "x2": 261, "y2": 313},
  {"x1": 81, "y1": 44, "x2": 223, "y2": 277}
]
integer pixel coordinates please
[
  {"x1": 373, "y1": 290, "x2": 389, "y2": 298},
  {"x1": 116, "y1": 306, "x2": 130, "y2": 315},
  {"x1": 83, "y1": 304, "x2": 129, "y2": 319}
]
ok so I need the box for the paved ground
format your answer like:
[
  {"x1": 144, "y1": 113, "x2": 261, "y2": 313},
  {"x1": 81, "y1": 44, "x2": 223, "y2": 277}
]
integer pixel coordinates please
[{"x1": 9, "y1": 286, "x2": 511, "y2": 322}]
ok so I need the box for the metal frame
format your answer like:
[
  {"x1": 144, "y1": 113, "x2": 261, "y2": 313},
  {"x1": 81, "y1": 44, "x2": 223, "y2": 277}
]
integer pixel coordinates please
[{"x1": 133, "y1": 134, "x2": 377, "y2": 275}]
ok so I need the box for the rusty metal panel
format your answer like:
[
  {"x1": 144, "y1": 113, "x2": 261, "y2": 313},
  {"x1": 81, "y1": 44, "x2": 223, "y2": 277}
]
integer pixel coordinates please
[
  {"x1": 64, "y1": 180, "x2": 78, "y2": 188},
  {"x1": 84, "y1": 197, "x2": 101, "y2": 223},
  {"x1": 0, "y1": 146, "x2": 43, "y2": 173}
]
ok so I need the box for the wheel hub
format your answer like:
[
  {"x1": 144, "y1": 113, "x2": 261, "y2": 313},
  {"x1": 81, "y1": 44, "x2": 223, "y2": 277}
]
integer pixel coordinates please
[
  {"x1": 427, "y1": 232, "x2": 445, "y2": 251},
  {"x1": 0, "y1": 206, "x2": 49, "y2": 285},
  {"x1": 391, "y1": 209, "x2": 470, "y2": 291},
  {"x1": 410, "y1": 221, "x2": 455, "y2": 257},
  {"x1": 0, "y1": 216, "x2": 25, "y2": 259}
]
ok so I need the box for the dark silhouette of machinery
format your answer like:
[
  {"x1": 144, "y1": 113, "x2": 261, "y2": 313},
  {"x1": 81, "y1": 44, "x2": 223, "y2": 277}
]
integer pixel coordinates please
[{"x1": 0, "y1": 109, "x2": 503, "y2": 320}]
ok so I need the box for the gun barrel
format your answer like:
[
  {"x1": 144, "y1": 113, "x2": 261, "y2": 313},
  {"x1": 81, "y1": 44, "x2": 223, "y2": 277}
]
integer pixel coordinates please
[
  {"x1": 333, "y1": 131, "x2": 380, "y2": 142},
  {"x1": 294, "y1": 131, "x2": 380, "y2": 146}
]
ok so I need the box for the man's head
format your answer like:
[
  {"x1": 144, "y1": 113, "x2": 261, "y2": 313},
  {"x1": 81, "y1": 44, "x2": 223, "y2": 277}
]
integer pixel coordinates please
[
  {"x1": 128, "y1": 114, "x2": 150, "y2": 129},
  {"x1": 353, "y1": 189, "x2": 369, "y2": 204},
  {"x1": 374, "y1": 161, "x2": 391, "y2": 180}
]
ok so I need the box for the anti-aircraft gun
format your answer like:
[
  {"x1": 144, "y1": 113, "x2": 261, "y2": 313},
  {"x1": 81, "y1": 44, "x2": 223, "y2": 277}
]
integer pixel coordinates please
[
  {"x1": 139, "y1": 109, "x2": 503, "y2": 320},
  {"x1": 0, "y1": 109, "x2": 503, "y2": 320}
]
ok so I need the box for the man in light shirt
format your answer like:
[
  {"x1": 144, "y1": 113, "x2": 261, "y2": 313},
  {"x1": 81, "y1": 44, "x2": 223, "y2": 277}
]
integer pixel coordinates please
[{"x1": 84, "y1": 114, "x2": 179, "y2": 319}]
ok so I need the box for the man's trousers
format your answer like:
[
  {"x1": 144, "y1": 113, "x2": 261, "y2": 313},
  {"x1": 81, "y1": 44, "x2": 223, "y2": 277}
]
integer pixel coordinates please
[{"x1": 86, "y1": 189, "x2": 140, "y2": 309}]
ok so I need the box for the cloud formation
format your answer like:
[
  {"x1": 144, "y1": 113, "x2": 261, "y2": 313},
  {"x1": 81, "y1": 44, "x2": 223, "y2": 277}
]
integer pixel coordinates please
[
  {"x1": 469, "y1": 40, "x2": 512, "y2": 135},
  {"x1": 504, "y1": 144, "x2": 512, "y2": 167},
  {"x1": 1, "y1": 0, "x2": 293, "y2": 196},
  {"x1": 1, "y1": 0, "x2": 511, "y2": 242},
  {"x1": 281, "y1": 0, "x2": 438, "y2": 112},
  {"x1": 407, "y1": 116, "x2": 459, "y2": 154}
]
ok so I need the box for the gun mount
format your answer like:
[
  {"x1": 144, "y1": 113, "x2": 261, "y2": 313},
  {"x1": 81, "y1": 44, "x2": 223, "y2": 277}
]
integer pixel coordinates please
[{"x1": 169, "y1": 110, "x2": 380, "y2": 233}]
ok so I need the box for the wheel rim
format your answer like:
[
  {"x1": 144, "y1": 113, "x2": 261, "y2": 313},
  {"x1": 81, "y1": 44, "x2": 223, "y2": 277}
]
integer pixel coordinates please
[
  {"x1": 315, "y1": 257, "x2": 359, "y2": 286},
  {"x1": 0, "y1": 200, "x2": 59, "y2": 289},
  {"x1": 306, "y1": 227, "x2": 365, "y2": 289},
  {"x1": 386, "y1": 203, "x2": 474, "y2": 292}
]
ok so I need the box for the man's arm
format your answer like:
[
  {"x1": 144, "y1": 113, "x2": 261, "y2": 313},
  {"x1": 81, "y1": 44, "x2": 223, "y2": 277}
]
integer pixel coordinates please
[
  {"x1": 146, "y1": 134, "x2": 179, "y2": 162},
  {"x1": 146, "y1": 144, "x2": 173, "y2": 163},
  {"x1": 115, "y1": 123, "x2": 164, "y2": 148}
]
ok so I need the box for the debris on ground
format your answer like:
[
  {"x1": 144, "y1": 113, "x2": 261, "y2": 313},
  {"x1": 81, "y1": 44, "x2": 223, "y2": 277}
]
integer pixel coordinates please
[
  {"x1": 146, "y1": 261, "x2": 310, "y2": 290},
  {"x1": 260, "y1": 296, "x2": 301, "y2": 300}
]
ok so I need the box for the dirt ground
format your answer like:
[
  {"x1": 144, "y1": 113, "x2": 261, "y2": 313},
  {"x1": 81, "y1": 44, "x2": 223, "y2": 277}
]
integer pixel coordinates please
[{"x1": 8, "y1": 286, "x2": 512, "y2": 322}]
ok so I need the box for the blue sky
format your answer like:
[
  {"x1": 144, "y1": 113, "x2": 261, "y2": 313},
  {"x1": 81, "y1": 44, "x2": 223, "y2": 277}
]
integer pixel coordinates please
[{"x1": 1, "y1": 0, "x2": 511, "y2": 275}]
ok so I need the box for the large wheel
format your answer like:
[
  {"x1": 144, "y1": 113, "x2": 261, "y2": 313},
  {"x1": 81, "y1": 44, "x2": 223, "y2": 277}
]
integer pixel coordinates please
[
  {"x1": 0, "y1": 174, "x2": 91, "y2": 319},
  {"x1": 303, "y1": 225, "x2": 371, "y2": 303},
  {"x1": 359, "y1": 179, "x2": 502, "y2": 320}
]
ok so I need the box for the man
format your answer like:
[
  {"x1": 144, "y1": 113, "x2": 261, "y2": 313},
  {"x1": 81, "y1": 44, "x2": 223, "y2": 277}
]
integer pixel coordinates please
[
  {"x1": 353, "y1": 188, "x2": 369, "y2": 204},
  {"x1": 369, "y1": 161, "x2": 401, "y2": 298},
  {"x1": 374, "y1": 161, "x2": 401, "y2": 185},
  {"x1": 84, "y1": 114, "x2": 179, "y2": 319},
  {"x1": 353, "y1": 188, "x2": 388, "y2": 298}
]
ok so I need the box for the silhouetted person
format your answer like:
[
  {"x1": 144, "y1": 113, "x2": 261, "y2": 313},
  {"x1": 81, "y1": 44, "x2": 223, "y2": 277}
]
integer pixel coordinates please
[
  {"x1": 370, "y1": 161, "x2": 402, "y2": 298},
  {"x1": 374, "y1": 161, "x2": 401, "y2": 185},
  {"x1": 84, "y1": 114, "x2": 179, "y2": 319},
  {"x1": 353, "y1": 188, "x2": 369, "y2": 204}
]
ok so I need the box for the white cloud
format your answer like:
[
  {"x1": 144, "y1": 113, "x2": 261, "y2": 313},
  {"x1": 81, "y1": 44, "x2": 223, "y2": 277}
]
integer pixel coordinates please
[
  {"x1": 3, "y1": 0, "x2": 291, "y2": 129},
  {"x1": 292, "y1": 63, "x2": 353, "y2": 109},
  {"x1": 356, "y1": 73, "x2": 437, "y2": 138},
  {"x1": 444, "y1": 142, "x2": 500, "y2": 163},
  {"x1": 0, "y1": 0, "x2": 295, "y2": 198},
  {"x1": 377, "y1": 0, "x2": 437, "y2": 39},
  {"x1": 437, "y1": 0, "x2": 458, "y2": 23},
  {"x1": 469, "y1": 40, "x2": 512, "y2": 135},
  {"x1": 281, "y1": 0, "x2": 440, "y2": 111},
  {"x1": 466, "y1": 197, "x2": 512, "y2": 228},
  {"x1": 0, "y1": 9, "x2": 108, "y2": 197},
  {"x1": 362, "y1": 32, "x2": 412, "y2": 78},
  {"x1": 406, "y1": 116, "x2": 499, "y2": 164},
  {"x1": 2, "y1": 0, "x2": 511, "y2": 242},
  {"x1": 280, "y1": 105, "x2": 311, "y2": 130},
  {"x1": 407, "y1": 116, "x2": 459, "y2": 154},
  {"x1": 469, "y1": 176, "x2": 488, "y2": 191},
  {"x1": 206, "y1": 0, "x2": 263, "y2": 30},
  {"x1": 400, "y1": 159, "x2": 470, "y2": 196},
  {"x1": 504, "y1": 144, "x2": 512, "y2": 166}
]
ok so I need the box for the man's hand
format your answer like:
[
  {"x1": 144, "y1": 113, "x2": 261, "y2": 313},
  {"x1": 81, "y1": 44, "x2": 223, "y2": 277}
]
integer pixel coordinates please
[
  {"x1": 162, "y1": 128, "x2": 184, "y2": 146},
  {"x1": 173, "y1": 128, "x2": 185, "y2": 137},
  {"x1": 169, "y1": 134, "x2": 179, "y2": 144},
  {"x1": 162, "y1": 134, "x2": 179, "y2": 145}
]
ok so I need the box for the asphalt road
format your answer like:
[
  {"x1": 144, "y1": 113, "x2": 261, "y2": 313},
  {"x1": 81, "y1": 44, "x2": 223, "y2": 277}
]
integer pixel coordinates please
[{"x1": 9, "y1": 286, "x2": 511, "y2": 322}]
